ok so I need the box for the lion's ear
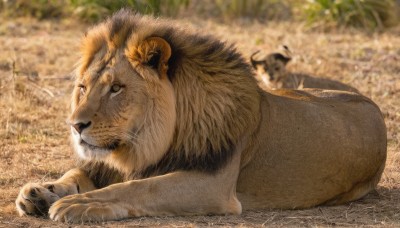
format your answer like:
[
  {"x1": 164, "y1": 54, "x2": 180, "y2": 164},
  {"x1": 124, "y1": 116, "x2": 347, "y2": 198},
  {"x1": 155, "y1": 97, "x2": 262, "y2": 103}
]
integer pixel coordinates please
[
  {"x1": 130, "y1": 37, "x2": 171, "y2": 78},
  {"x1": 276, "y1": 54, "x2": 291, "y2": 65}
]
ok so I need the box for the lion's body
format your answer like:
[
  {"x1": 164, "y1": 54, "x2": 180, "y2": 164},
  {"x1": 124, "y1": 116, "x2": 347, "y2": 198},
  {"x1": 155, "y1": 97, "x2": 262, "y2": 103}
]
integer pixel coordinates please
[
  {"x1": 238, "y1": 89, "x2": 386, "y2": 209},
  {"x1": 16, "y1": 10, "x2": 387, "y2": 222}
]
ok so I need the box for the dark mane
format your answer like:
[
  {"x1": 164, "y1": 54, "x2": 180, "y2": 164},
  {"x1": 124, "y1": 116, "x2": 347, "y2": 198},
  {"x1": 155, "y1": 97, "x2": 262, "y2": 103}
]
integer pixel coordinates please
[
  {"x1": 138, "y1": 140, "x2": 235, "y2": 178},
  {"x1": 78, "y1": 161, "x2": 124, "y2": 188}
]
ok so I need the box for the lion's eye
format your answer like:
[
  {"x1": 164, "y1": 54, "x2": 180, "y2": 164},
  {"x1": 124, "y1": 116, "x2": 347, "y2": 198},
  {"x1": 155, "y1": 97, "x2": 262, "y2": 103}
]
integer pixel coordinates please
[
  {"x1": 110, "y1": 84, "x2": 122, "y2": 93},
  {"x1": 78, "y1": 84, "x2": 86, "y2": 95}
]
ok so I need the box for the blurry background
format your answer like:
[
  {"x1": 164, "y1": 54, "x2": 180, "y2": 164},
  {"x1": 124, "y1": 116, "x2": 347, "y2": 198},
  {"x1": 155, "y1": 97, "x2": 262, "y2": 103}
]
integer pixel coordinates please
[
  {"x1": 0, "y1": 0, "x2": 398, "y2": 30},
  {"x1": 0, "y1": 0, "x2": 399, "y2": 227}
]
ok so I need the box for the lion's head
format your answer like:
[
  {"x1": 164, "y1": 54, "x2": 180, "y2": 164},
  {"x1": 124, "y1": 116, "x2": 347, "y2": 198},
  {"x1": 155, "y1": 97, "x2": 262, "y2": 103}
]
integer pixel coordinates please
[
  {"x1": 70, "y1": 36, "x2": 176, "y2": 174},
  {"x1": 250, "y1": 50, "x2": 291, "y2": 87},
  {"x1": 69, "y1": 10, "x2": 261, "y2": 180}
]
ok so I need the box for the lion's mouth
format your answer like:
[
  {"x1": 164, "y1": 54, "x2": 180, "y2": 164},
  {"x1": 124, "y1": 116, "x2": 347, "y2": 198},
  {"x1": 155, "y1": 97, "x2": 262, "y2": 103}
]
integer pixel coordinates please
[{"x1": 79, "y1": 139, "x2": 120, "y2": 151}]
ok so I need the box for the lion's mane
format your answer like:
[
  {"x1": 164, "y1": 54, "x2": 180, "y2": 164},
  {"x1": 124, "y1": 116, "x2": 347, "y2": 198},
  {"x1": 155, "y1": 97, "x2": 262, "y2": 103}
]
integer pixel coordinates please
[{"x1": 76, "y1": 10, "x2": 261, "y2": 186}]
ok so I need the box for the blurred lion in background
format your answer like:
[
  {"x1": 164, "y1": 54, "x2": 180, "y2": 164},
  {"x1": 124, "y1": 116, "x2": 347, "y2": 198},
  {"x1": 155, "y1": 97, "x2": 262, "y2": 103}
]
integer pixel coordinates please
[{"x1": 250, "y1": 48, "x2": 359, "y2": 92}]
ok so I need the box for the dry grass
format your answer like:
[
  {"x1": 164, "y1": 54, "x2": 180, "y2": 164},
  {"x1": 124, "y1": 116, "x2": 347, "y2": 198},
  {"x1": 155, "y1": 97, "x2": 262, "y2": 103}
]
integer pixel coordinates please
[{"x1": 0, "y1": 16, "x2": 399, "y2": 227}]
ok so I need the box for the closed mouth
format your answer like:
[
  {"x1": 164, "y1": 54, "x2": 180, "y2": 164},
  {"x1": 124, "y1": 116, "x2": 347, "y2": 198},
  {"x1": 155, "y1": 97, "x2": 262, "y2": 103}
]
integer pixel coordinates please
[{"x1": 80, "y1": 139, "x2": 120, "y2": 151}]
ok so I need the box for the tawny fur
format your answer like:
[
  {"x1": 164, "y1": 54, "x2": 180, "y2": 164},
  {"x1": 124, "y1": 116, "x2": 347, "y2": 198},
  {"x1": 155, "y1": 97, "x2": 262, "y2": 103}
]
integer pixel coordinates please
[{"x1": 16, "y1": 10, "x2": 386, "y2": 223}]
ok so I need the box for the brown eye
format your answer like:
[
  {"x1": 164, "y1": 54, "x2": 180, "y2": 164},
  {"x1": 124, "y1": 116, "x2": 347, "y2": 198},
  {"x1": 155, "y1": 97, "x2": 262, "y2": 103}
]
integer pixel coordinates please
[
  {"x1": 78, "y1": 84, "x2": 86, "y2": 95},
  {"x1": 110, "y1": 84, "x2": 121, "y2": 93}
]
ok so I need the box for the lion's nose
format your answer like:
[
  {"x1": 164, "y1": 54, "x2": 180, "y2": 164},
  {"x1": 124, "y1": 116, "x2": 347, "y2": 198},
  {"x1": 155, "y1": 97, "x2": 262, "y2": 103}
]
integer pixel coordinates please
[{"x1": 71, "y1": 121, "x2": 92, "y2": 134}]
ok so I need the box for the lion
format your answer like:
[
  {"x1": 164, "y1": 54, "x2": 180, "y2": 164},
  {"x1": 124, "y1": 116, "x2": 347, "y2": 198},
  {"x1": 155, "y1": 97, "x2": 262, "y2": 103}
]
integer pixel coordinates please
[
  {"x1": 16, "y1": 10, "x2": 386, "y2": 223},
  {"x1": 250, "y1": 49, "x2": 359, "y2": 93}
]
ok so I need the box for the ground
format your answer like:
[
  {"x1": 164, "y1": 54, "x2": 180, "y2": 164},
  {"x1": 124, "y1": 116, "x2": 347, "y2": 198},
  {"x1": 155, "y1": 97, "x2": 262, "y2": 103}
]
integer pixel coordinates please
[{"x1": 0, "y1": 17, "x2": 399, "y2": 227}]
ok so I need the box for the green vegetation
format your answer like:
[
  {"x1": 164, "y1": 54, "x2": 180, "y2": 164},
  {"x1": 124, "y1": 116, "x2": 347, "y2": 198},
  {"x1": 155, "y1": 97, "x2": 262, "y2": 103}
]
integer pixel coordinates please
[
  {"x1": 0, "y1": 0, "x2": 398, "y2": 30},
  {"x1": 214, "y1": 0, "x2": 291, "y2": 20},
  {"x1": 304, "y1": 0, "x2": 398, "y2": 30},
  {"x1": 1, "y1": 0, "x2": 66, "y2": 19},
  {"x1": 0, "y1": 0, "x2": 190, "y2": 22},
  {"x1": 69, "y1": 0, "x2": 190, "y2": 22}
]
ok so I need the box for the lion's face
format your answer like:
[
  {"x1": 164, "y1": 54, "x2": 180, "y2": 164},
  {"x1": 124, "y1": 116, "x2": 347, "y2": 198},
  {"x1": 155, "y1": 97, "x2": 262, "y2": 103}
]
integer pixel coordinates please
[
  {"x1": 69, "y1": 37, "x2": 176, "y2": 163},
  {"x1": 70, "y1": 55, "x2": 148, "y2": 159},
  {"x1": 263, "y1": 55, "x2": 288, "y2": 82},
  {"x1": 251, "y1": 52, "x2": 291, "y2": 87}
]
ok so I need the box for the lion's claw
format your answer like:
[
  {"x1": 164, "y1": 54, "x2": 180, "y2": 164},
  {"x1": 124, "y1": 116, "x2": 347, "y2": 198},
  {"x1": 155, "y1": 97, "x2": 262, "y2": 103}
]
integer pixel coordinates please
[
  {"x1": 49, "y1": 194, "x2": 127, "y2": 223},
  {"x1": 16, "y1": 183, "x2": 61, "y2": 216}
]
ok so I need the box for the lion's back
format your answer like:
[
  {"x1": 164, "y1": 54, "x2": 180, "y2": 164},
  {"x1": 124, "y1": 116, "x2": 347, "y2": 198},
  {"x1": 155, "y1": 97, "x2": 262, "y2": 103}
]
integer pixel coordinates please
[{"x1": 289, "y1": 73, "x2": 359, "y2": 93}]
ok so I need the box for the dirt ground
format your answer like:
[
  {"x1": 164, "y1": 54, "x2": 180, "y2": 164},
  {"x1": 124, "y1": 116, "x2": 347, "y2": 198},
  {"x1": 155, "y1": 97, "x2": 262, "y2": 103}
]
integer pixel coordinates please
[{"x1": 0, "y1": 16, "x2": 399, "y2": 227}]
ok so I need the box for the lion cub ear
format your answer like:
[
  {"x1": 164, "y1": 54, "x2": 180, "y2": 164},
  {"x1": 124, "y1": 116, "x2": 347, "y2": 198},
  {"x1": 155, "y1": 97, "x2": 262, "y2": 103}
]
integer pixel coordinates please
[{"x1": 128, "y1": 37, "x2": 171, "y2": 78}]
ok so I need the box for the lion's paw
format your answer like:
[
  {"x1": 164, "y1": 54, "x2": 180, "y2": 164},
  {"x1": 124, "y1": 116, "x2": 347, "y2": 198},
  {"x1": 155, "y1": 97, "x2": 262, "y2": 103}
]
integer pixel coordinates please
[
  {"x1": 16, "y1": 183, "x2": 61, "y2": 216},
  {"x1": 49, "y1": 194, "x2": 128, "y2": 223}
]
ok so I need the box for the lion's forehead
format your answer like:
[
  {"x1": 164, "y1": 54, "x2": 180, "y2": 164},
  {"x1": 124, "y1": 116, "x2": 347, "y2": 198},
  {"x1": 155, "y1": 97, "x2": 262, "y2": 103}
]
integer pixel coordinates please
[
  {"x1": 81, "y1": 53, "x2": 132, "y2": 84},
  {"x1": 79, "y1": 25, "x2": 136, "y2": 76}
]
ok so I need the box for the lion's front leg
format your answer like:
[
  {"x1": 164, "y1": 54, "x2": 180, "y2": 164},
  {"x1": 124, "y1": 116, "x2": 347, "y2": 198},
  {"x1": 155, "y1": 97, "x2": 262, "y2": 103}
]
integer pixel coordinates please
[
  {"x1": 49, "y1": 153, "x2": 242, "y2": 223},
  {"x1": 16, "y1": 168, "x2": 96, "y2": 217}
]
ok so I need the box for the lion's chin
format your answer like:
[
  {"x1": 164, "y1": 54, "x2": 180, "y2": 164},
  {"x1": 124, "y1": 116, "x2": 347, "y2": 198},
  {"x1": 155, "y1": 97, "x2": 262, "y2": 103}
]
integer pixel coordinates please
[
  {"x1": 80, "y1": 139, "x2": 120, "y2": 151},
  {"x1": 72, "y1": 133, "x2": 119, "y2": 160}
]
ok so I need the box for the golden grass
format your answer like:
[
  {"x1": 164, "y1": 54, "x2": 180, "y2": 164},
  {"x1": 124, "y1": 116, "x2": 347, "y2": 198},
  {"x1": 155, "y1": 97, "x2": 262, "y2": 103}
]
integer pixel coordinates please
[{"x1": 0, "y1": 17, "x2": 399, "y2": 227}]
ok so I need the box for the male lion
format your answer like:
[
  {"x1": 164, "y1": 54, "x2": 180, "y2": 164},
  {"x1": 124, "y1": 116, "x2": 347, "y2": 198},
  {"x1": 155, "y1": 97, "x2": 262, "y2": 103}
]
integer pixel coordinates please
[
  {"x1": 250, "y1": 50, "x2": 359, "y2": 92},
  {"x1": 16, "y1": 10, "x2": 386, "y2": 223}
]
